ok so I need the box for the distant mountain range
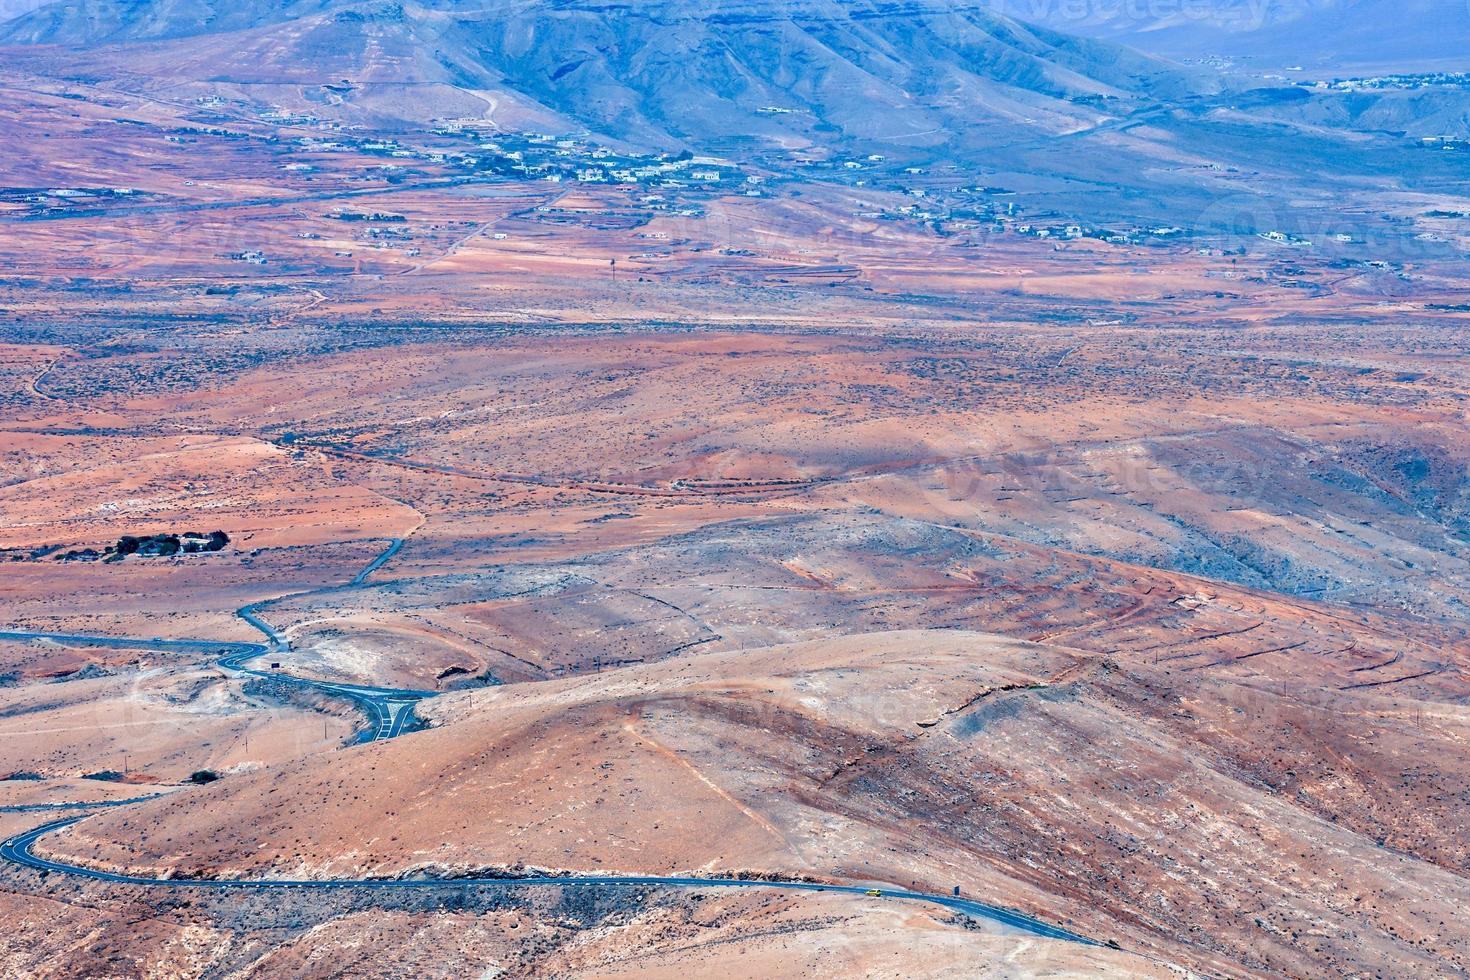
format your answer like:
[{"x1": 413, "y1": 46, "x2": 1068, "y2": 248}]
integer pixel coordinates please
[
  {"x1": 0, "y1": 0, "x2": 48, "y2": 20},
  {"x1": 1, "y1": 0, "x2": 1464, "y2": 241},
  {"x1": 994, "y1": 0, "x2": 1469, "y2": 73},
  {"x1": 6, "y1": 0, "x2": 1461, "y2": 75},
  {"x1": 0, "y1": 0, "x2": 333, "y2": 44},
  {"x1": 0, "y1": 0, "x2": 1211, "y2": 154}
]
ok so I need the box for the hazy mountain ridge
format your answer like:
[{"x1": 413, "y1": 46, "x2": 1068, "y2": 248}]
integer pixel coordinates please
[
  {"x1": 0, "y1": 0, "x2": 335, "y2": 44},
  {"x1": 0, "y1": 0, "x2": 48, "y2": 21},
  {"x1": 1000, "y1": 0, "x2": 1470, "y2": 72},
  {"x1": 426, "y1": 0, "x2": 1206, "y2": 144},
  {"x1": 0, "y1": 0, "x2": 1210, "y2": 155}
]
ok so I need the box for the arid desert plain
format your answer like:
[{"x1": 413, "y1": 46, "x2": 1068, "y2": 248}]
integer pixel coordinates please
[{"x1": 2, "y1": 0, "x2": 1470, "y2": 977}]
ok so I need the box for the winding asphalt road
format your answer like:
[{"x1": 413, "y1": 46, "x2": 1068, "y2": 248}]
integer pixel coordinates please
[
  {"x1": 2, "y1": 816, "x2": 1096, "y2": 944},
  {"x1": 0, "y1": 539, "x2": 1100, "y2": 947}
]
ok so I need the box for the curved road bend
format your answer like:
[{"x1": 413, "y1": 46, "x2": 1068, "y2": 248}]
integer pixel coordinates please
[
  {"x1": 0, "y1": 540, "x2": 1100, "y2": 947},
  {"x1": 0, "y1": 633, "x2": 427, "y2": 748},
  {"x1": 2, "y1": 538, "x2": 426, "y2": 743}
]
